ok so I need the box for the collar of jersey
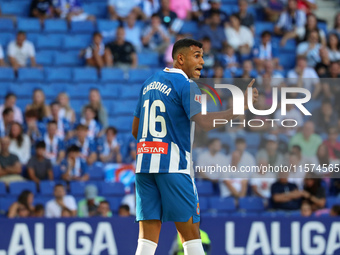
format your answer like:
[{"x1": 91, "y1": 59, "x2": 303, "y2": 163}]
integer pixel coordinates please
[{"x1": 163, "y1": 67, "x2": 189, "y2": 80}]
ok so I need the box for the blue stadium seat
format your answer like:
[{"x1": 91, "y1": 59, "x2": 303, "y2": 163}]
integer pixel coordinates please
[
  {"x1": 100, "y1": 86, "x2": 120, "y2": 100},
  {"x1": 40, "y1": 181, "x2": 56, "y2": 195},
  {"x1": 100, "y1": 68, "x2": 126, "y2": 82},
  {"x1": 69, "y1": 182, "x2": 88, "y2": 196},
  {"x1": 17, "y1": 68, "x2": 44, "y2": 82},
  {"x1": 239, "y1": 197, "x2": 265, "y2": 212},
  {"x1": 70, "y1": 21, "x2": 96, "y2": 33},
  {"x1": 0, "y1": 197, "x2": 16, "y2": 213},
  {"x1": 304, "y1": 100, "x2": 322, "y2": 113},
  {"x1": 279, "y1": 53, "x2": 296, "y2": 70},
  {"x1": 73, "y1": 68, "x2": 98, "y2": 82},
  {"x1": 208, "y1": 132, "x2": 235, "y2": 153},
  {"x1": 97, "y1": 19, "x2": 120, "y2": 32},
  {"x1": 0, "y1": 18, "x2": 14, "y2": 31},
  {"x1": 326, "y1": 197, "x2": 340, "y2": 208},
  {"x1": 209, "y1": 197, "x2": 236, "y2": 212},
  {"x1": 220, "y1": 4, "x2": 238, "y2": 15},
  {"x1": 179, "y1": 21, "x2": 199, "y2": 35},
  {"x1": 34, "y1": 195, "x2": 52, "y2": 206},
  {"x1": 17, "y1": 18, "x2": 41, "y2": 32},
  {"x1": 45, "y1": 68, "x2": 72, "y2": 82},
  {"x1": 106, "y1": 197, "x2": 123, "y2": 213},
  {"x1": 120, "y1": 84, "x2": 141, "y2": 99},
  {"x1": 66, "y1": 86, "x2": 90, "y2": 99},
  {"x1": 0, "y1": 32, "x2": 15, "y2": 47},
  {"x1": 44, "y1": 19, "x2": 68, "y2": 33},
  {"x1": 101, "y1": 182, "x2": 125, "y2": 196},
  {"x1": 255, "y1": 22, "x2": 275, "y2": 36},
  {"x1": 138, "y1": 52, "x2": 160, "y2": 68},
  {"x1": 82, "y1": 3, "x2": 107, "y2": 19},
  {"x1": 53, "y1": 165, "x2": 62, "y2": 180},
  {"x1": 35, "y1": 51, "x2": 54, "y2": 66},
  {"x1": 260, "y1": 211, "x2": 287, "y2": 217},
  {"x1": 128, "y1": 69, "x2": 153, "y2": 83},
  {"x1": 196, "y1": 181, "x2": 214, "y2": 196},
  {"x1": 199, "y1": 197, "x2": 209, "y2": 213},
  {"x1": 9, "y1": 181, "x2": 36, "y2": 196},
  {"x1": 230, "y1": 211, "x2": 259, "y2": 217},
  {"x1": 0, "y1": 182, "x2": 6, "y2": 196},
  {"x1": 112, "y1": 100, "x2": 135, "y2": 115},
  {"x1": 36, "y1": 34, "x2": 63, "y2": 50},
  {"x1": 110, "y1": 116, "x2": 133, "y2": 131},
  {"x1": 0, "y1": 68, "x2": 15, "y2": 81},
  {"x1": 0, "y1": 2, "x2": 30, "y2": 16},
  {"x1": 63, "y1": 35, "x2": 91, "y2": 50},
  {"x1": 288, "y1": 211, "x2": 302, "y2": 217},
  {"x1": 88, "y1": 165, "x2": 104, "y2": 180},
  {"x1": 244, "y1": 133, "x2": 261, "y2": 149},
  {"x1": 54, "y1": 53, "x2": 83, "y2": 67}
]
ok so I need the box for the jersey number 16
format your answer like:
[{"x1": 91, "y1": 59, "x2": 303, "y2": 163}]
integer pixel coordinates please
[{"x1": 142, "y1": 99, "x2": 167, "y2": 138}]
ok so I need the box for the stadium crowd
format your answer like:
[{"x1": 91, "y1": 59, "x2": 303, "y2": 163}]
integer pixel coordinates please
[{"x1": 0, "y1": 0, "x2": 339, "y2": 219}]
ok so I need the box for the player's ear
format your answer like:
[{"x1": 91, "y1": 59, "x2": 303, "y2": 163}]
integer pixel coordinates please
[{"x1": 177, "y1": 53, "x2": 184, "y2": 65}]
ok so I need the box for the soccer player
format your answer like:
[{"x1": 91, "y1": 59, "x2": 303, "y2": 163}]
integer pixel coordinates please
[{"x1": 132, "y1": 38, "x2": 258, "y2": 255}]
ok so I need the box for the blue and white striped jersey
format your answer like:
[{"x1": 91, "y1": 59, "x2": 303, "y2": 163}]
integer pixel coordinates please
[{"x1": 134, "y1": 68, "x2": 202, "y2": 174}]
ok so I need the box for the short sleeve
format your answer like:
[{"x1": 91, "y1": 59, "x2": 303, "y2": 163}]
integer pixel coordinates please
[
  {"x1": 66, "y1": 196, "x2": 77, "y2": 211},
  {"x1": 7, "y1": 42, "x2": 15, "y2": 57},
  {"x1": 0, "y1": 46, "x2": 4, "y2": 59},
  {"x1": 28, "y1": 42, "x2": 35, "y2": 57},
  {"x1": 182, "y1": 81, "x2": 202, "y2": 119}
]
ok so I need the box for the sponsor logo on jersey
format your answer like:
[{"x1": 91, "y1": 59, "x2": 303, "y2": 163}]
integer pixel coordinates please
[
  {"x1": 195, "y1": 95, "x2": 202, "y2": 104},
  {"x1": 137, "y1": 141, "x2": 169, "y2": 154}
]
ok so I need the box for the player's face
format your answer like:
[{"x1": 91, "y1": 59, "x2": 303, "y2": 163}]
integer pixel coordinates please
[{"x1": 183, "y1": 46, "x2": 204, "y2": 79}]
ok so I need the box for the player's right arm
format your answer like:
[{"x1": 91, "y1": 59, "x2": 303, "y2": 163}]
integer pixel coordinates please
[{"x1": 132, "y1": 117, "x2": 139, "y2": 140}]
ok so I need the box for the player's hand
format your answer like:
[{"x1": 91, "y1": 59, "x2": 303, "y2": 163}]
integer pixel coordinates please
[{"x1": 244, "y1": 79, "x2": 258, "y2": 110}]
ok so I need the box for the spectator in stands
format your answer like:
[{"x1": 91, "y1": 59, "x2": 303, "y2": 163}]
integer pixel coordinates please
[
  {"x1": 218, "y1": 43, "x2": 238, "y2": 74},
  {"x1": 323, "y1": 127, "x2": 340, "y2": 163},
  {"x1": 80, "y1": 105, "x2": 102, "y2": 139},
  {"x1": 327, "y1": 33, "x2": 340, "y2": 62},
  {"x1": 315, "y1": 47, "x2": 331, "y2": 77},
  {"x1": 54, "y1": 0, "x2": 95, "y2": 22},
  {"x1": 8, "y1": 190, "x2": 34, "y2": 218},
  {"x1": 289, "y1": 121, "x2": 323, "y2": 158},
  {"x1": 118, "y1": 204, "x2": 131, "y2": 217},
  {"x1": 169, "y1": 0, "x2": 191, "y2": 20},
  {"x1": 288, "y1": 152, "x2": 306, "y2": 189},
  {"x1": 99, "y1": 127, "x2": 122, "y2": 163},
  {"x1": 142, "y1": 14, "x2": 170, "y2": 54},
  {"x1": 251, "y1": 166, "x2": 277, "y2": 200},
  {"x1": 125, "y1": 136, "x2": 137, "y2": 163},
  {"x1": 302, "y1": 174, "x2": 326, "y2": 211},
  {"x1": 0, "y1": 108, "x2": 14, "y2": 137},
  {"x1": 296, "y1": 29, "x2": 321, "y2": 67},
  {"x1": 300, "y1": 201, "x2": 313, "y2": 217},
  {"x1": 200, "y1": 37, "x2": 216, "y2": 77},
  {"x1": 61, "y1": 208, "x2": 73, "y2": 217},
  {"x1": 27, "y1": 141, "x2": 53, "y2": 185},
  {"x1": 219, "y1": 150, "x2": 248, "y2": 198},
  {"x1": 68, "y1": 125, "x2": 97, "y2": 165},
  {"x1": 297, "y1": 13, "x2": 326, "y2": 45},
  {"x1": 225, "y1": 14, "x2": 254, "y2": 55},
  {"x1": 287, "y1": 56, "x2": 321, "y2": 99},
  {"x1": 43, "y1": 121, "x2": 65, "y2": 165},
  {"x1": 297, "y1": 0, "x2": 317, "y2": 14},
  {"x1": 30, "y1": 0, "x2": 54, "y2": 20},
  {"x1": 26, "y1": 89, "x2": 51, "y2": 121},
  {"x1": 196, "y1": 138, "x2": 227, "y2": 183},
  {"x1": 330, "y1": 205, "x2": 340, "y2": 216},
  {"x1": 236, "y1": 60, "x2": 257, "y2": 85},
  {"x1": 155, "y1": 0, "x2": 177, "y2": 29},
  {"x1": 124, "y1": 12, "x2": 143, "y2": 52},
  {"x1": 33, "y1": 204, "x2": 45, "y2": 217},
  {"x1": 85, "y1": 32, "x2": 107, "y2": 69},
  {"x1": 274, "y1": 0, "x2": 306, "y2": 46},
  {"x1": 61, "y1": 145, "x2": 89, "y2": 182},
  {"x1": 311, "y1": 100, "x2": 338, "y2": 135},
  {"x1": 139, "y1": 0, "x2": 161, "y2": 20},
  {"x1": 331, "y1": 12, "x2": 340, "y2": 38},
  {"x1": 0, "y1": 45, "x2": 4, "y2": 66},
  {"x1": 57, "y1": 92, "x2": 76, "y2": 124},
  {"x1": 0, "y1": 136, "x2": 24, "y2": 185},
  {"x1": 95, "y1": 200, "x2": 112, "y2": 217},
  {"x1": 9, "y1": 122, "x2": 31, "y2": 165},
  {"x1": 237, "y1": 0, "x2": 254, "y2": 31},
  {"x1": 105, "y1": 27, "x2": 137, "y2": 68},
  {"x1": 199, "y1": 10, "x2": 226, "y2": 51},
  {"x1": 78, "y1": 185, "x2": 105, "y2": 217},
  {"x1": 24, "y1": 109, "x2": 44, "y2": 144},
  {"x1": 0, "y1": 93, "x2": 23, "y2": 124},
  {"x1": 7, "y1": 31, "x2": 36, "y2": 71},
  {"x1": 48, "y1": 101, "x2": 71, "y2": 140},
  {"x1": 107, "y1": 0, "x2": 140, "y2": 20},
  {"x1": 46, "y1": 184, "x2": 77, "y2": 218},
  {"x1": 253, "y1": 31, "x2": 280, "y2": 72},
  {"x1": 256, "y1": 59, "x2": 284, "y2": 87},
  {"x1": 271, "y1": 172, "x2": 302, "y2": 210},
  {"x1": 203, "y1": 0, "x2": 228, "y2": 24},
  {"x1": 257, "y1": 134, "x2": 287, "y2": 166}
]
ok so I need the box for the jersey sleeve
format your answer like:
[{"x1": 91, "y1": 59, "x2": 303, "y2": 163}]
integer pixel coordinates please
[{"x1": 181, "y1": 80, "x2": 202, "y2": 119}]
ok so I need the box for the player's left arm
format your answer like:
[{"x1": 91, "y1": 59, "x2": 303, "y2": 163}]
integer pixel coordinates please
[{"x1": 132, "y1": 117, "x2": 139, "y2": 140}]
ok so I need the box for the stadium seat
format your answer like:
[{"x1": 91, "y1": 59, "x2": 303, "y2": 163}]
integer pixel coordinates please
[
  {"x1": 54, "y1": 53, "x2": 83, "y2": 67},
  {"x1": 100, "y1": 68, "x2": 126, "y2": 82},
  {"x1": 260, "y1": 211, "x2": 287, "y2": 217},
  {"x1": 255, "y1": 22, "x2": 275, "y2": 36},
  {"x1": 63, "y1": 35, "x2": 91, "y2": 50},
  {"x1": 138, "y1": 52, "x2": 160, "y2": 68},
  {"x1": 66, "y1": 86, "x2": 91, "y2": 99},
  {"x1": 88, "y1": 165, "x2": 104, "y2": 180},
  {"x1": 45, "y1": 67, "x2": 72, "y2": 82},
  {"x1": 100, "y1": 182, "x2": 125, "y2": 196},
  {"x1": 53, "y1": 165, "x2": 63, "y2": 180},
  {"x1": 0, "y1": 2, "x2": 30, "y2": 16},
  {"x1": 230, "y1": 211, "x2": 259, "y2": 217},
  {"x1": 179, "y1": 21, "x2": 199, "y2": 35},
  {"x1": 0, "y1": 32, "x2": 15, "y2": 47},
  {"x1": 69, "y1": 182, "x2": 88, "y2": 196},
  {"x1": 220, "y1": 4, "x2": 239, "y2": 15},
  {"x1": 0, "y1": 18, "x2": 14, "y2": 31},
  {"x1": 326, "y1": 197, "x2": 340, "y2": 208},
  {"x1": 120, "y1": 84, "x2": 141, "y2": 99},
  {"x1": 0, "y1": 197, "x2": 16, "y2": 214},
  {"x1": 82, "y1": 3, "x2": 107, "y2": 19},
  {"x1": 97, "y1": 19, "x2": 120, "y2": 32},
  {"x1": 36, "y1": 35, "x2": 63, "y2": 50},
  {"x1": 35, "y1": 51, "x2": 54, "y2": 66},
  {"x1": 239, "y1": 197, "x2": 265, "y2": 212},
  {"x1": 17, "y1": 68, "x2": 44, "y2": 82},
  {"x1": 279, "y1": 52, "x2": 296, "y2": 70},
  {"x1": 209, "y1": 197, "x2": 236, "y2": 212},
  {"x1": 199, "y1": 197, "x2": 209, "y2": 213},
  {"x1": 106, "y1": 197, "x2": 123, "y2": 213},
  {"x1": 244, "y1": 132, "x2": 261, "y2": 149},
  {"x1": 17, "y1": 18, "x2": 41, "y2": 32},
  {"x1": 128, "y1": 69, "x2": 154, "y2": 83},
  {"x1": 9, "y1": 181, "x2": 36, "y2": 196},
  {"x1": 44, "y1": 19, "x2": 68, "y2": 33},
  {"x1": 34, "y1": 195, "x2": 52, "y2": 206},
  {"x1": 40, "y1": 181, "x2": 56, "y2": 196},
  {"x1": 73, "y1": 68, "x2": 98, "y2": 82},
  {"x1": 0, "y1": 68, "x2": 15, "y2": 81},
  {"x1": 70, "y1": 21, "x2": 96, "y2": 33},
  {"x1": 112, "y1": 100, "x2": 135, "y2": 115},
  {"x1": 196, "y1": 181, "x2": 214, "y2": 196},
  {"x1": 0, "y1": 182, "x2": 6, "y2": 196}
]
